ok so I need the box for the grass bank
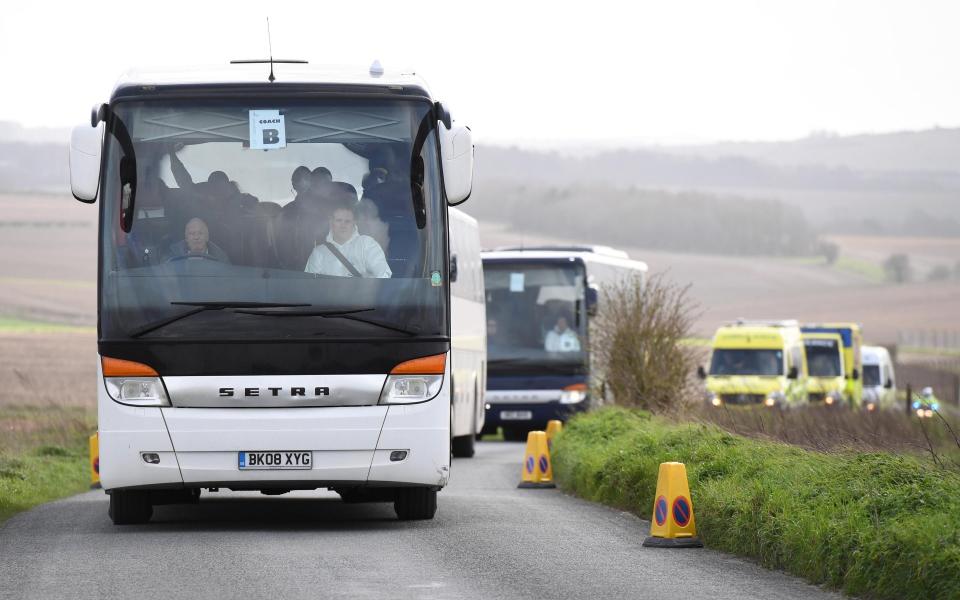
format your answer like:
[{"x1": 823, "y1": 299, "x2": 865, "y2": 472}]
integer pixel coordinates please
[
  {"x1": 0, "y1": 406, "x2": 95, "y2": 525},
  {"x1": 552, "y1": 407, "x2": 960, "y2": 600}
]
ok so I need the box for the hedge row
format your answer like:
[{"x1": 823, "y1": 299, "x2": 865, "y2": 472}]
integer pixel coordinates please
[{"x1": 551, "y1": 407, "x2": 960, "y2": 600}]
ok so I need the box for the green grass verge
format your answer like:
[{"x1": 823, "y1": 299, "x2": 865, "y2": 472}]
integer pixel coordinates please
[
  {"x1": 0, "y1": 406, "x2": 96, "y2": 525},
  {"x1": 0, "y1": 442, "x2": 92, "y2": 525},
  {"x1": 552, "y1": 407, "x2": 960, "y2": 600}
]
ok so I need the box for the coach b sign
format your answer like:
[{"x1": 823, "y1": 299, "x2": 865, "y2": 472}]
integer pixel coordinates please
[{"x1": 249, "y1": 110, "x2": 287, "y2": 150}]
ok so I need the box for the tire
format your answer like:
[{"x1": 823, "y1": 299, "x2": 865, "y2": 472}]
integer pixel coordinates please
[
  {"x1": 451, "y1": 432, "x2": 475, "y2": 458},
  {"x1": 452, "y1": 396, "x2": 477, "y2": 458},
  {"x1": 109, "y1": 490, "x2": 153, "y2": 525},
  {"x1": 394, "y1": 487, "x2": 438, "y2": 520}
]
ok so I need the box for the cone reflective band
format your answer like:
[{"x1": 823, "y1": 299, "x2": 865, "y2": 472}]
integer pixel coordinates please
[
  {"x1": 518, "y1": 431, "x2": 556, "y2": 489},
  {"x1": 643, "y1": 462, "x2": 703, "y2": 548},
  {"x1": 545, "y1": 420, "x2": 563, "y2": 451}
]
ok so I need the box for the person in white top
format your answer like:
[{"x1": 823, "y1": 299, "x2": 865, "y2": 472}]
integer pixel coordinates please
[
  {"x1": 544, "y1": 315, "x2": 581, "y2": 352},
  {"x1": 304, "y1": 202, "x2": 392, "y2": 278}
]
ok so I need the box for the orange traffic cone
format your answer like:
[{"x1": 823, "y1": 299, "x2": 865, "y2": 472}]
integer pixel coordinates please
[
  {"x1": 89, "y1": 432, "x2": 101, "y2": 489},
  {"x1": 517, "y1": 431, "x2": 556, "y2": 488},
  {"x1": 545, "y1": 420, "x2": 563, "y2": 452},
  {"x1": 642, "y1": 462, "x2": 703, "y2": 548}
]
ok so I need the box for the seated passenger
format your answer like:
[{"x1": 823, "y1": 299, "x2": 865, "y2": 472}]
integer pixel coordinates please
[
  {"x1": 167, "y1": 217, "x2": 230, "y2": 263},
  {"x1": 544, "y1": 315, "x2": 580, "y2": 352},
  {"x1": 304, "y1": 201, "x2": 391, "y2": 278}
]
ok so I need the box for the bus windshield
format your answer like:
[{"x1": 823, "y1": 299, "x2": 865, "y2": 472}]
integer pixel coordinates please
[
  {"x1": 709, "y1": 349, "x2": 784, "y2": 376},
  {"x1": 99, "y1": 98, "x2": 446, "y2": 340},
  {"x1": 483, "y1": 261, "x2": 586, "y2": 371},
  {"x1": 804, "y1": 340, "x2": 843, "y2": 377}
]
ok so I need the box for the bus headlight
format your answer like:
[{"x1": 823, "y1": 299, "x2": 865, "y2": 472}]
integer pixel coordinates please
[
  {"x1": 379, "y1": 375, "x2": 444, "y2": 405},
  {"x1": 104, "y1": 377, "x2": 170, "y2": 407},
  {"x1": 560, "y1": 384, "x2": 588, "y2": 404}
]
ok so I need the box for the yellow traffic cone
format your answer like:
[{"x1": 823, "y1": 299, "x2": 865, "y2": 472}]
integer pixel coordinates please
[
  {"x1": 545, "y1": 420, "x2": 563, "y2": 452},
  {"x1": 89, "y1": 432, "x2": 101, "y2": 489},
  {"x1": 642, "y1": 462, "x2": 703, "y2": 548},
  {"x1": 517, "y1": 431, "x2": 556, "y2": 488}
]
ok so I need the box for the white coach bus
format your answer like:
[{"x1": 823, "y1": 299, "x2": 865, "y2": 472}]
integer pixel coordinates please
[
  {"x1": 68, "y1": 61, "x2": 479, "y2": 523},
  {"x1": 481, "y1": 246, "x2": 647, "y2": 440}
]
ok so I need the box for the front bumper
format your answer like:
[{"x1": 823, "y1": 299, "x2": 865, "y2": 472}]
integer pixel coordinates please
[{"x1": 97, "y1": 366, "x2": 451, "y2": 492}]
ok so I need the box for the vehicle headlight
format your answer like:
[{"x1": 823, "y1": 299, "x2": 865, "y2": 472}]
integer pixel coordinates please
[
  {"x1": 765, "y1": 391, "x2": 784, "y2": 407},
  {"x1": 866, "y1": 402, "x2": 876, "y2": 412},
  {"x1": 104, "y1": 377, "x2": 170, "y2": 407},
  {"x1": 379, "y1": 375, "x2": 444, "y2": 404},
  {"x1": 560, "y1": 384, "x2": 588, "y2": 404},
  {"x1": 932, "y1": 402, "x2": 940, "y2": 411},
  {"x1": 912, "y1": 401, "x2": 921, "y2": 410}
]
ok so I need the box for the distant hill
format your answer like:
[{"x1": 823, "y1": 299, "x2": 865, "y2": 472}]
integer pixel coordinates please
[
  {"x1": 661, "y1": 128, "x2": 960, "y2": 174},
  {"x1": 2, "y1": 121, "x2": 958, "y2": 243}
]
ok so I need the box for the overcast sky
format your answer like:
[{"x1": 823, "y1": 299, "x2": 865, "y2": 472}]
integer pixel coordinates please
[{"x1": 2, "y1": 0, "x2": 958, "y2": 146}]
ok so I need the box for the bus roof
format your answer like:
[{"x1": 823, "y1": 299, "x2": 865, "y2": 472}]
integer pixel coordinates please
[
  {"x1": 481, "y1": 248, "x2": 648, "y2": 272},
  {"x1": 112, "y1": 63, "x2": 432, "y2": 98}
]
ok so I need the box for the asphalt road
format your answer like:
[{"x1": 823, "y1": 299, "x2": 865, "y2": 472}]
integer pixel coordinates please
[{"x1": 0, "y1": 442, "x2": 842, "y2": 600}]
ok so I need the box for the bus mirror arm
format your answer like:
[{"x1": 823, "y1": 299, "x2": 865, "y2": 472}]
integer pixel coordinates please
[
  {"x1": 697, "y1": 366, "x2": 707, "y2": 380},
  {"x1": 787, "y1": 366, "x2": 799, "y2": 380},
  {"x1": 851, "y1": 368, "x2": 859, "y2": 381},
  {"x1": 885, "y1": 378, "x2": 893, "y2": 389}
]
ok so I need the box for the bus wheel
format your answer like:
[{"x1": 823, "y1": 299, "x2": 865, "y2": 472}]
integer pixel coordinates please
[
  {"x1": 452, "y1": 433, "x2": 475, "y2": 458},
  {"x1": 109, "y1": 490, "x2": 153, "y2": 525},
  {"x1": 394, "y1": 487, "x2": 437, "y2": 520},
  {"x1": 452, "y1": 405, "x2": 477, "y2": 458}
]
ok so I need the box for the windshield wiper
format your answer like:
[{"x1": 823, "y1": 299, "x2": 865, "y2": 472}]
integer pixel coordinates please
[
  {"x1": 130, "y1": 302, "x2": 310, "y2": 338},
  {"x1": 232, "y1": 307, "x2": 374, "y2": 317},
  {"x1": 232, "y1": 307, "x2": 419, "y2": 337}
]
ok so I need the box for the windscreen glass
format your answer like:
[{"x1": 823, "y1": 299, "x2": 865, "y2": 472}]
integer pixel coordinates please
[
  {"x1": 99, "y1": 98, "x2": 446, "y2": 340},
  {"x1": 483, "y1": 261, "x2": 586, "y2": 372},
  {"x1": 709, "y1": 349, "x2": 784, "y2": 376},
  {"x1": 804, "y1": 339, "x2": 842, "y2": 377},
  {"x1": 862, "y1": 364, "x2": 881, "y2": 386}
]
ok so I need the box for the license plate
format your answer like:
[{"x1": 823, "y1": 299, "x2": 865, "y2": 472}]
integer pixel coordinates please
[
  {"x1": 238, "y1": 451, "x2": 312, "y2": 470},
  {"x1": 500, "y1": 410, "x2": 533, "y2": 421}
]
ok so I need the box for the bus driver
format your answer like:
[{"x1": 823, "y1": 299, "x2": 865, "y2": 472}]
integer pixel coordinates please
[{"x1": 544, "y1": 315, "x2": 580, "y2": 352}]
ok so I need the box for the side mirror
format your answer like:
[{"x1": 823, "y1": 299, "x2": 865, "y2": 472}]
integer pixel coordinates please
[
  {"x1": 787, "y1": 366, "x2": 799, "y2": 380},
  {"x1": 885, "y1": 378, "x2": 894, "y2": 389},
  {"x1": 450, "y1": 254, "x2": 458, "y2": 283},
  {"x1": 585, "y1": 286, "x2": 599, "y2": 316},
  {"x1": 439, "y1": 122, "x2": 473, "y2": 205},
  {"x1": 851, "y1": 368, "x2": 860, "y2": 381},
  {"x1": 697, "y1": 366, "x2": 707, "y2": 380},
  {"x1": 69, "y1": 123, "x2": 104, "y2": 203}
]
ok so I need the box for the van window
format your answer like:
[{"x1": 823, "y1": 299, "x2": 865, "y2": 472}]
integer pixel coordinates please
[{"x1": 863, "y1": 365, "x2": 881, "y2": 386}]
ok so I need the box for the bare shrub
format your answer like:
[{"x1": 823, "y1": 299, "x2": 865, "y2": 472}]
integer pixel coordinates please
[{"x1": 592, "y1": 273, "x2": 698, "y2": 412}]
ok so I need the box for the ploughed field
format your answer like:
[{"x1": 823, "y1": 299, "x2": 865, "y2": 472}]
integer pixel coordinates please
[{"x1": 480, "y1": 221, "x2": 960, "y2": 344}]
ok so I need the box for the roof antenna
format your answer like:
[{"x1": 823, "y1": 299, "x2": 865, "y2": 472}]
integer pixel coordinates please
[{"x1": 266, "y1": 17, "x2": 275, "y2": 83}]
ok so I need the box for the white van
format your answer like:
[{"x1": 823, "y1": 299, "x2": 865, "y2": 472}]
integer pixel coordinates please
[{"x1": 862, "y1": 346, "x2": 896, "y2": 411}]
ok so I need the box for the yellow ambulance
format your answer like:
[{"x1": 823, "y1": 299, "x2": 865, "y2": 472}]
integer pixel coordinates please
[
  {"x1": 699, "y1": 320, "x2": 808, "y2": 409},
  {"x1": 801, "y1": 332, "x2": 847, "y2": 407}
]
